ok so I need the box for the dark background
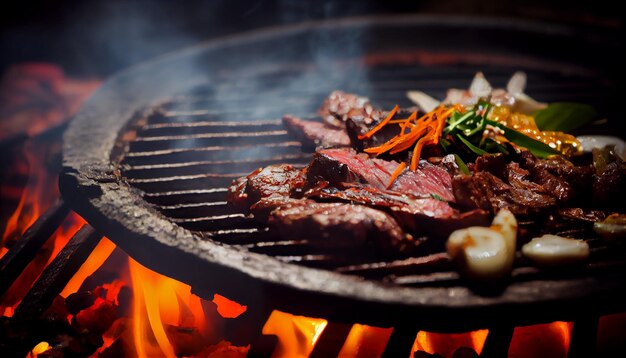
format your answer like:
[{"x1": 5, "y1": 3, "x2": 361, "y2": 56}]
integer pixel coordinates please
[{"x1": 1, "y1": 0, "x2": 623, "y2": 77}]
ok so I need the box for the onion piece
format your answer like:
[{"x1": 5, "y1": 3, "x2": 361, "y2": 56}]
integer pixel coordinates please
[
  {"x1": 577, "y1": 135, "x2": 626, "y2": 160},
  {"x1": 468, "y1": 72, "x2": 492, "y2": 98},
  {"x1": 406, "y1": 90, "x2": 441, "y2": 112}
]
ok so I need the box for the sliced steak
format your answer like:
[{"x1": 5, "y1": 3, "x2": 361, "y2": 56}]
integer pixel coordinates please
[
  {"x1": 318, "y1": 90, "x2": 377, "y2": 128},
  {"x1": 514, "y1": 149, "x2": 594, "y2": 203},
  {"x1": 228, "y1": 164, "x2": 306, "y2": 210},
  {"x1": 318, "y1": 90, "x2": 420, "y2": 150},
  {"x1": 269, "y1": 201, "x2": 417, "y2": 253},
  {"x1": 306, "y1": 148, "x2": 454, "y2": 201},
  {"x1": 389, "y1": 162, "x2": 454, "y2": 202},
  {"x1": 250, "y1": 196, "x2": 314, "y2": 222},
  {"x1": 307, "y1": 185, "x2": 488, "y2": 239},
  {"x1": 453, "y1": 171, "x2": 557, "y2": 216},
  {"x1": 282, "y1": 115, "x2": 350, "y2": 151}
]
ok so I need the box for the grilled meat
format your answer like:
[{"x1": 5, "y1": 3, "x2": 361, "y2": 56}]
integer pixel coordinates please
[
  {"x1": 282, "y1": 115, "x2": 350, "y2": 151},
  {"x1": 318, "y1": 90, "x2": 376, "y2": 128},
  {"x1": 453, "y1": 171, "x2": 557, "y2": 216},
  {"x1": 306, "y1": 148, "x2": 454, "y2": 201},
  {"x1": 269, "y1": 201, "x2": 417, "y2": 253},
  {"x1": 227, "y1": 164, "x2": 306, "y2": 210},
  {"x1": 307, "y1": 185, "x2": 488, "y2": 238}
]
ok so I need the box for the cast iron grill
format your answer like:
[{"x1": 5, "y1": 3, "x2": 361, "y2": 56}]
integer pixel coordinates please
[
  {"x1": 114, "y1": 61, "x2": 623, "y2": 282},
  {"x1": 59, "y1": 17, "x2": 626, "y2": 348}
]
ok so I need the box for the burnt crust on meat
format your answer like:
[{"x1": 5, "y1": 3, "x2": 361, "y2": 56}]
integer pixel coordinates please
[
  {"x1": 269, "y1": 201, "x2": 417, "y2": 254},
  {"x1": 228, "y1": 164, "x2": 306, "y2": 211}
]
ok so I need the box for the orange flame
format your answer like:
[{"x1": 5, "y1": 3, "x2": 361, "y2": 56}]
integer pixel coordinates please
[
  {"x1": 1, "y1": 142, "x2": 49, "y2": 259},
  {"x1": 128, "y1": 257, "x2": 220, "y2": 356},
  {"x1": 509, "y1": 321, "x2": 573, "y2": 358},
  {"x1": 27, "y1": 341, "x2": 50, "y2": 358},
  {"x1": 412, "y1": 329, "x2": 489, "y2": 357},
  {"x1": 262, "y1": 310, "x2": 328, "y2": 357},
  {"x1": 213, "y1": 293, "x2": 247, "y2": 318},
  {"x1": 338, "y1": 324, "x2": 393, "y2": 357},
  {"x1": 60, "y1": 237, "x2": 116, "y2": 298}
]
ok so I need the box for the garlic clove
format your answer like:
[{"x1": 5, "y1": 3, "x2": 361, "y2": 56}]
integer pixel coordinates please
[
  {"x1": 447, "y1": 227, "x2": 512, "y2": 281},
  {"x1": 491, "y1": 208, "x2": 517, "y2": 254},
  {"x1": 522, "y1": 235, "x2": 589, "y2": 268}
]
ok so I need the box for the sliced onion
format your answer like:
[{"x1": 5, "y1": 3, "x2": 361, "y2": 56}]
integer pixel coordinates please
[
  {"x1": 406, "y1": 90, "x2": 441, "y2": 112},
  {"x1": 506, "y1": 71, "x2": 527, "y2": 96},
  {"x1": 468, "y1": 72, "x2": 492, "y2": 98}
]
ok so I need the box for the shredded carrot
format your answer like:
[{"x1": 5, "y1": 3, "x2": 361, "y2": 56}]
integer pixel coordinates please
[
  {"x1": 410, "y1": 137, "x2": 430, "y2": 171},
  {"x1": 387, "y1": 162, "x2": 407, "y2": 188},
  {"x1": 358, "y1": 105, "x2": 399, "y2": 140},
  {"x1": 361, "y1": 104, "x2": 460, "y2": 178},
  {"x1": 398, "y1": 111, "x2": 417, "y2": 136}
]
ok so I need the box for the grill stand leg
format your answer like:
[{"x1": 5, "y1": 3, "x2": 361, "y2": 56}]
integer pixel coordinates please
[
  {"x1": 480, "y1": 325, "x2": 514, "y2": 358},
  {"x1": 568, "y1": 317, "x2": 598, "y2": 358}
]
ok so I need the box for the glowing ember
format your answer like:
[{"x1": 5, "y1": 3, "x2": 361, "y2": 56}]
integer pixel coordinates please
[
  {"x1": 27, "y1": 341, "x2": 50, "y2": 357},
  {"x1": 262, "y1": 310, "x2": 328, "y2": 357}
]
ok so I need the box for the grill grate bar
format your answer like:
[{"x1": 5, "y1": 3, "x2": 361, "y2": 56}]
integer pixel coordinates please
[
  {"x1": 171, "y1": 213, "x2": 248, "y2": 223},
  {"x1": 127, "y1": 172, "x2": 244, "y2": 184},
  {"x1": 143, "y1": 119, "x2": 282, "y2": 129},
  {"x1": 242, "y1": 239, "x2": 310, "y2": 249},
  {"x1": 161, "y1": 95, "x2": 312, "y2": 106},
  {"x1": 162, "y1": 106, "x2": 309, "y2": 118},
  {"x1": 134, "y1": 130, "x2": 288, "y2": 142},
  {"x1": 124, "y1": 141, "x2": 302, "y2": 158},
  {"x1": 124, "y1": 153, "x2": 310, "y2": 171},
  {"x1": 144, "y1": 187, "x2": 228, "y2": 197},
  {"x1": 335, "y1": 253, "x2": 450, "y2": 276},
  {"x1": 389, "y1": 272, "x2": 460, "y2": 286},
  {"x1": 275, "y1": 255, "x2": 334, "y2": 263},
  {"x1": 158, "y1": 201, "x2": 228, "y2": 210}
]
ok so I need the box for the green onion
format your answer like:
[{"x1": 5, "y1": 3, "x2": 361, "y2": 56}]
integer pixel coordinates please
[
  {"x1": 430, "y1": 193, "x2": 445, "y2": 202},
  {"x1": 456, "y1": 134, "x2": 488, "y2": 155},
  {"x1": 453, "y1": 154, "x2": 471, "y2": 175},
  {"x1": 444, "y1": 111, "x2": 475, "y2": 134}
]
